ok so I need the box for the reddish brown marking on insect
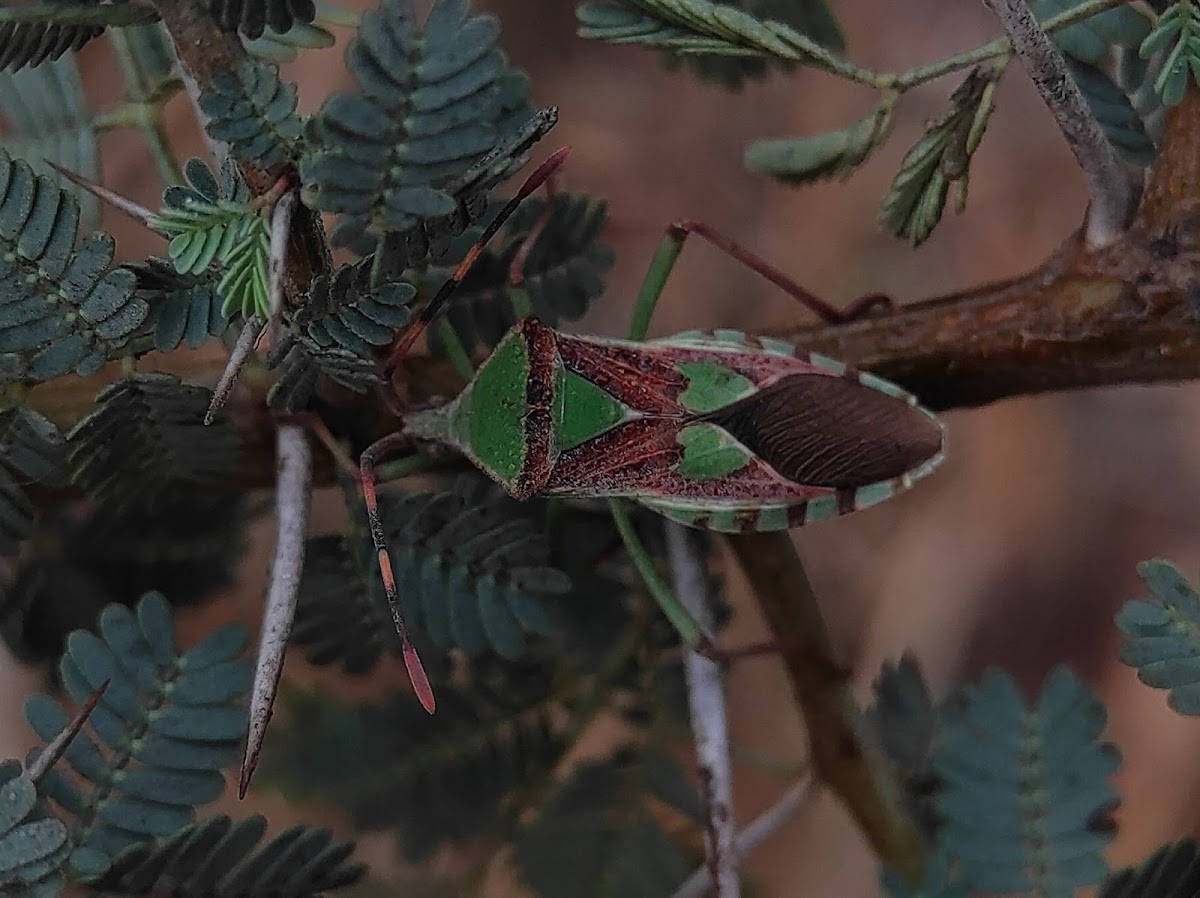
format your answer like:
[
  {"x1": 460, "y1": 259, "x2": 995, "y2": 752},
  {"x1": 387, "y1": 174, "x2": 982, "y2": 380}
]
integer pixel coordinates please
[
  {"x1": 403, "y1": 643, "x2": 436, "y2": 714},
  {"x1": 556, "y1": 335, "x2": 688, "y2": 415},
  {"x1": 377, "y1": 548, "x2": 396, "y2": 594},
  {"x1": 546, "y1": 417, "x2": 833, "y2": 505},
  {"x1": 787, "y1": 503, "x2": 809, "y2": 527},
  {"x1": 837, "y1": 489, "x2": 858, "y2": 515},
  {"x1": 735, "y1": 510, "x2": 759, "y2": 532},
  {"x1": 514, "y1": 319, "x2": 559, "y2": 499}
]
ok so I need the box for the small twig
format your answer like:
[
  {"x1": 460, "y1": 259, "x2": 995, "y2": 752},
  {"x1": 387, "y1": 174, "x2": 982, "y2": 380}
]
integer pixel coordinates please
[
  {"x1": 266, "y1": 189, "x2": 298, "y2": 349},
  {"x1": 667, "y1": 523, "x2": 738, "y2": 898},
  {"x1": 981, "y1": 0, "x2": 1134, "y2": 245},
  {"x1": 728, "y1": 532, "x2": 925, "y2": 885},
  {"x1": 671, "y1": 771, "x2": 816, "y2": 898},
  {"x1": 25, "y1": 681, "x2": 109, "y2": 783},
  {"x1": 240, "y1": 421, "x2": 312, "y2": 797},
  {"x1": 43, "y1": 160, "x2": 158, "y2": 227},
  {"x1": 205, "y1": 316, "x2": 264, "y2": 425}
]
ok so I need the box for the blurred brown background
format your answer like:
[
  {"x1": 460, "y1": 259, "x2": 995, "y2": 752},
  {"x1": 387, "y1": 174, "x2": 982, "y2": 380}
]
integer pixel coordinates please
[{"x1": 4, "y1": 1, "x2": 1200, "y2": 895}]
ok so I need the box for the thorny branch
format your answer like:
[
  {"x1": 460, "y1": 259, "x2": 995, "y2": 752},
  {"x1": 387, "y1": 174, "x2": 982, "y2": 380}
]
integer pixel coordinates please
[
  {"x1": 982, "y1": 0, "x2": 1134, "y2": 245},
  {"x1": 672, "y1": 772, "x2": 815, "y2": 898},
  {"x1": 728, "y1": 532, "x2": 926, "y2": 885},
  {"x1": 240, "y1": 421, "x2": 312, "y2": 797},
  {"x1": 666, "y1": 523, "x2": 738, "y2": 898}
]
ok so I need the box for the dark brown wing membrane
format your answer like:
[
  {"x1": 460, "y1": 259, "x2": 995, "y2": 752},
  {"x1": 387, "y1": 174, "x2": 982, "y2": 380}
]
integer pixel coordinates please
[{"x1": 703, "y1": 374, "x2": 942, "y2": 488}]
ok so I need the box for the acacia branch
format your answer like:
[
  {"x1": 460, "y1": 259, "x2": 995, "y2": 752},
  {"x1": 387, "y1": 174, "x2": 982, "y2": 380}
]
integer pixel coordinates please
[
  {"x1": 667, "y1": 523, "x2": 738, "y2": 898},
  {"x1": 982, "y1": 0, "x2": 1134, "y2": 244},
  {"x1": 778, "y1": 87, "x2": 1200, "y2": 409},
  {"x1": 727, "y1": 532, "x2": 925, "y2": 885}
]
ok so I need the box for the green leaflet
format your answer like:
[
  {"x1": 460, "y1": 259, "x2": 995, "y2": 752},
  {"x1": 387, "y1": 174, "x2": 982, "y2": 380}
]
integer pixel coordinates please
[
  {"x1": 1117, "y1": 558, "x2": 1200, "y2": 714},
  {"x1": 24, "y1": 593, "x2": 251, "y2": 863}
]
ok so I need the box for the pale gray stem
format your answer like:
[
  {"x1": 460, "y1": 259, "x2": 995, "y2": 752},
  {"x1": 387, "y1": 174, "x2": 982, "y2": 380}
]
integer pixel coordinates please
[
  {"x1": 266, "y1": 191, "x2": 297, "y2": 350},
  {"x1": 25, "y1": 681, "x2": 108, "y2": 783},
  {"x1": 671, "y1": 772, "x2": 815, "y2": 898},
  {"x1": 205, "y1": 316, "x2": 264, "y2": 425},
  {"x1": 981, "y1": 0, "x2": 1134, "y2": 246},
  {"x1": 239, "y1": 422, "x2": 312, "y2": 797},
  {"x1": 666, "y1": 522, "x2": 739, "y2": 898}
]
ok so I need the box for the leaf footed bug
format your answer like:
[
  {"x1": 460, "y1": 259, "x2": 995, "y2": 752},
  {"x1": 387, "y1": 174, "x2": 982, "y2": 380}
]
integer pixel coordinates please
[{"x1": 334, "y1": 147, "x2": 946, "y2": 712}]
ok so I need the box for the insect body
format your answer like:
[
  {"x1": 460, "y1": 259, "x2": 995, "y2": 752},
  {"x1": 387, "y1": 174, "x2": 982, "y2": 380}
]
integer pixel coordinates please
[
  {"x1": 354, "y1": 145, "x2": 947, "y2": 712},
  {"x1": 403, "y1": 318, "x2": 944, "y2": 532}
]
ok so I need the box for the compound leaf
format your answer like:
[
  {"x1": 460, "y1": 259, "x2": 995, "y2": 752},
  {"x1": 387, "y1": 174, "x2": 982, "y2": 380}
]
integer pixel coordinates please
[
  {"x1": 0, "y1": 148, "x2": 148, "y2": 382},
  {"x1": 301, "y1": 0, "x2": 533, "y2": 249},
  {"x1": 199, "y1": 59, "x2": 303, "y2": 174},
  {"x1": 933, "y1": 666, "x2": 1119, "y2": 898},
  {"x1": 0, "y1": 4, "x2": 160, "y2": 74},
  {"x1": 67, "y1": 374, "x2": 242, "y2": 510},
  {"x1": 208, "y1": 0, "x2": 318, "y2": 39},
  {"x1": 745, "y1": 102, "x2": 892, "y2": 185},
  {"x1": 880, "y1": 67, "x2": 999, "y2": 245},
  {"x1": 0, "y1": 769, "x2": 69, "y2": 897},
  {"x1": 87, "y1": 814, "x2": 364, "y2": 898},
  {"x1": 261, "y1": 675, "x2": 568, "y2": 861},
  {"x1": 0, "y1": 407, "x2": 66, "y2": 557},
  {"x1": 24, "y1": 594, "x2": 250, "y2": 862},
  {"x1": 123, "y1": 259, "x2": 230, "y2": 354},
  {"x1": 1117, "y1": 559, "x2": 1200, "y2": 715},
  {"x1": 1140, "y1": 2, "x2": 1200, "y2": 106},
  {"x1": 1065, "y1": 57, "x2": 1156, "y2": 166}
]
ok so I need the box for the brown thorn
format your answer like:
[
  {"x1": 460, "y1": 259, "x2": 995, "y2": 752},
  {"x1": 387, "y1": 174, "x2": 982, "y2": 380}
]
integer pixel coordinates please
[
  {"x1": 26, "y1": 680, "x2": 108, "y2": 782},
  {"x1": 44, "y1": 159, "x2": 158, "y2": 227}
]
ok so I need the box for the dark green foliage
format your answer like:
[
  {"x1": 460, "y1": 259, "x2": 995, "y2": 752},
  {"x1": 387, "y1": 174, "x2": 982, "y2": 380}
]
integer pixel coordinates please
[
  {"x1": 66, "y1": 374, "x2": 242, "y2": 510},
  {"x1": 0, "y1": 407, "x2": 67, "y2": 557},
  {"x1": 0, "y1": 766, "x2": 70, "y2": 898},
  {"x1": 880, "y1": 68, "x2": 999, "y2": 245},
  {"x1": 154, "y1": 157, "x2": 269, "y2": 321},
  {"x1": 745, "y1": 104, "x2": 892, "y2": 186},
  {"x1": 1098, "y1": 841, "x2": 1200, "y2": 898},
  {"x1": 87, "y1": 814, "x2": 364, "y2": 898},
  {"x1": 262, "y1": 672, "x2": 569, "y2": 861},
  {"x1": 24, "y1": 593, "x2": 251, "y2": 862},
  {"x1": 865, "y1": 654, "x2": 937, "y2": 836},
  {"x1": 199, "y1": 60, "x2": 303, "y2": 174},
  {"x1": 430, "y1": 192, "x2": 615, "y2": 356},
  {"x1": 1065, "y1": 57, "x2": 1157, "y2": 166},
  {"x1": 1117, "y1": 559, "x2": 1200, "y2": 714},
  {"x1": 0, "y1": 148, "x2": 147, "y2": 382},
  {"x1": 933, "y1": 667, "x2": 1119, "y2": 898},
  {"x1": 575, "y1": 0, "x2": 835, "y2": 71},
  {"x1": 659, "y1": 0, "x2": 845, "y2": 90},
  {"x1": 0, "y1": 53, "x2": 101, "y2": 228},
  {"x1": 513, "y1": 752, "x2": 697, "y2": 898},
  {"x1": 208, "y1": 0, "x2": 317, "y2": 40},
  {"x1": 1140, "y1": 1, "x2": 1200, "y2": 106},
  {"x1": 264, "y1": 332, "x2": 380, "y2": 412},
  {"x1": 0, "y1": 493, "x2": 255, "y2": 671},
  {"x1": 0, "y1": 4, "x2": 159, "y2": 74},
  {"x1": 124, "y1": 259, "x2": 230, "y2": 354},
  {"x1": 301, "y1": 0, "x2": 532, "y2": 249},
  {"x1": 293, "y1": 479, "x2": 569, "y2": 670},
  {"x1": 368, "y1": 103, "x2": 560, "y2": 280},
  {"x1": 287, "y1": 258, "x2": 415, "y2": 362}
]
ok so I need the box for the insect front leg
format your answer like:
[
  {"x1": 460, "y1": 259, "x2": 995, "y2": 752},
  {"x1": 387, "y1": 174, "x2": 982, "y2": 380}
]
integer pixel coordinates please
[{"x1": 359, "y1": 431, "x2": 436, "y2": 714}]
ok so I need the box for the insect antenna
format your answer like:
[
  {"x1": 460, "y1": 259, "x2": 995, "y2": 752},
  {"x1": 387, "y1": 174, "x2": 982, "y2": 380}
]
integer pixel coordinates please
[{"x1": 383, "y1": 146, "x2": 571, "y2": 379}]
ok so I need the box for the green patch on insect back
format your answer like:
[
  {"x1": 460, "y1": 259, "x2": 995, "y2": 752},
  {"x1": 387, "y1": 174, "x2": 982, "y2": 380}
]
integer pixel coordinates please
[
  {"x1": 677, "y1": 362, "x2": 756, "y2": 413},
  {"x1": 556, "y1": 370, "x2": 627, "y2": 451},
  {"x1": 467, "y1": 332, "x2": 529, "y2": 483},
  {"x1": 675, "y1": 423, "x2": 751, "y2": 481}
]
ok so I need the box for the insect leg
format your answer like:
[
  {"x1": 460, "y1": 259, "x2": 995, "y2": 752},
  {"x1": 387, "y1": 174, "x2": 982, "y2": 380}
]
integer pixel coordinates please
[
  {"x1": 634, "y1": 219, "x2": 892, "y2": 333},
  {"x1": 360, "y1": 432, "x2": 436, "y2": 714}
]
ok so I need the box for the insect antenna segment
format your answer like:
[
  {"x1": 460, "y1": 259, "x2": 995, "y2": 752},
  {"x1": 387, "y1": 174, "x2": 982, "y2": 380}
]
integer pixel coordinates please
[{"x1": 383, "y1": 146, "x2": 572, "y2": 378}]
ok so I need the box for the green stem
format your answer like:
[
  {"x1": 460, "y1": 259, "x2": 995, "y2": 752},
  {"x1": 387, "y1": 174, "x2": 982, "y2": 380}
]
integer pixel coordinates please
[
  {"x1": 610, "y1": 499, "x2": 705, "y2": 647},
  {"x1": 508, "y1": 284, "x2": 534, "y2": 319},
  {"x1": 107, "y1": 27, "x2": 183, "y2": 186},
  {"x1": 889, "y1": 0, "x2": 1131, "y2": 89},
  {"x1": 433, "y1": 317, "x2": 475, "y2": 382}
]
